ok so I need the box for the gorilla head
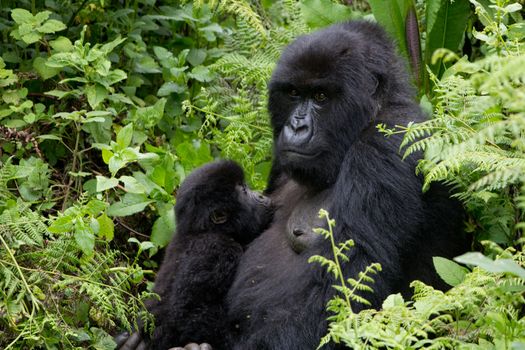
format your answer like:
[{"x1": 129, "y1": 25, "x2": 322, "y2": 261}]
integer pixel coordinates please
[
  {"x1": 175, "y1": 160, "x2": 273, "y2": 245},
  {"x1": 268, "y1": 21, "x2": 412, "y2": 189}
]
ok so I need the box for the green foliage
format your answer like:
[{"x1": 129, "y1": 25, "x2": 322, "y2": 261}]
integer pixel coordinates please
[
  {"x1": 4, "y1": 0, "x2": 524, "y2": 348},
  {"x1": 0, "y1": 200, "x2": 154, "y2": 349},
  {"x1": 369, "y1": 0, "x2": 472, "y2": 91},
  {"x1": 10, "y1": 9, "x2": 66, "y2": 45},
  {"x1": 383, "y1": 0, "x2": 525, "y2": 244},
  {"x1": 312, "y1": 217, "x2": 525, "y2": 349}
]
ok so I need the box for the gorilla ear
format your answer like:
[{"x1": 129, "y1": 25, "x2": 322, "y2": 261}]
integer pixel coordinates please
[{"x1": 211, "y1": 210, "x2": 228, "y2": 224}]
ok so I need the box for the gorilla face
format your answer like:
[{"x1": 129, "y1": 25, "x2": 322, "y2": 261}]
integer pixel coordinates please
[
  {"x1": 232, "y1": 183, "x2": 274, "y2": 244},
  {"x1": 175, "y1": 160, "x2": 274, "y2": 245},
  {"x1": 268, "y1": 26, "x2": 382, "y2": 189}
]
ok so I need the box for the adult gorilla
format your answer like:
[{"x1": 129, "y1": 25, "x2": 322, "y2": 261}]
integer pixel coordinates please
[{"x1": 120, "y1": 20, "x2": 468, "y2": 350}]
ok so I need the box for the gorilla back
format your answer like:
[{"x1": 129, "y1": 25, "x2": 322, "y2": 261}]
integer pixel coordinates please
[{"x1": 225, "y1": 21, "x2": 468, "y2": 349}]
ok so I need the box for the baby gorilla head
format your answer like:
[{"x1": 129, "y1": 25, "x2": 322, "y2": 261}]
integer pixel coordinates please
[{"x1": 175, "y1": 160, "x2": 274, "y2": 245}]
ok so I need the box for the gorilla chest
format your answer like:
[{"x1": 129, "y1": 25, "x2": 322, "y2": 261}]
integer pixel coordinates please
[
  {"x1": 227, "y1": 188, "x2": 334, "y2": 325},
  {"x1": 286, "y1": 189, "x2": 332, "y2": 253}
]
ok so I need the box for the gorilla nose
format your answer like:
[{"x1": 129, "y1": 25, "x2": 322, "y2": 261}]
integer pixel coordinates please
[{"x1": 283, "y1": 121, "x2": 312, "y2": 145}]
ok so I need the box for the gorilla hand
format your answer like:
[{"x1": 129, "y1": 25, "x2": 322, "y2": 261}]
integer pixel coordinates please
[{"x1": 115, "y1": 331, "x2": 147, "y2": 350}]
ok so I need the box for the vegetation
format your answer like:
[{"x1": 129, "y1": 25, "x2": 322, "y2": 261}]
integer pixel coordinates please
[{"x1": 0, "y1": 0, "x2": 524, "y2": 349}]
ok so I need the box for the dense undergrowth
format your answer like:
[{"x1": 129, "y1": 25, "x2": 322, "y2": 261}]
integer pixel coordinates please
[{"x1": 0, "y1": 0, "x2": 524, "y2": 349}]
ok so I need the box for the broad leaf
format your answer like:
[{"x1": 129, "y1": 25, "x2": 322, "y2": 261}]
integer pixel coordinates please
[
  {"x1": 11, "y1": 9, "x2": 34, "y2": 24},
  {"x1": 300, "y1": 0, "x2": 354, "y2": 29},
  {"x1": 116, "y1": 123, "x2": 134, "y2": 149},
  {"x1": 369, "y1": 0, "x2": 413, "y2": 59},
  {"x1": 75, "y1": 221, "x2": 95, "y2": 256},
  {"x1": 96, "y1": 176, "x2": 119, "y2": 192},
  {"x1": 151, "y1": 209, "x2": 176, "y2": 247},
  {"x1": 433, "y1": 256, "x2": 469, "y2": 287},
  {"x1": 85, "y1": 84, "x2": 108, "y2": 109},
  {"x1": 97, "y1": 214, "x2": 114, "y2": 241},
  {"x1": 33, "y1": 57, "x2": 60, "y2": 80},
  {"x1": 455, "y1": 252, "x2": 525, "y2": 280},
  {"x1": 107, "y1": 193, "x2": 153, "y2": 217},
  {"x1": 425, "y1": 0, "x2": 471, "y2": 78}
]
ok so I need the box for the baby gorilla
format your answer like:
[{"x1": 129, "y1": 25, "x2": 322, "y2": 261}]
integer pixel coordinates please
[{"x1": 142, "y1": 160, "x2": 273, "y2": 350}]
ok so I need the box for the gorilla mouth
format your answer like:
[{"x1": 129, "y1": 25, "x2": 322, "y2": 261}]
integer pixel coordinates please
[{"x1": 281, "y1": 149, "x2": 321, "y2": 159}]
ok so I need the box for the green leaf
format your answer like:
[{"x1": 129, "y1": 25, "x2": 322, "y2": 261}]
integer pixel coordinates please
[
  {"x1": 157, "y1": 82, "x2": 185, "y2": 96},
  {"x1": 132, "y1": 98, "x2": 166, "y2": 129},
  {"x1": 433, "y1": 256, "x2": 469, "y2": 287},
  {"x1": 106, "y1": 69, "x2": 127, "y2": 85},
  {"x1": 21, "y1": 32, "x2": 41, "y2": 44},
  {"x1": 33, "y1": 57, "x2": 60, "y2": 80},
  {"x1": 425, "y1": 0, "x2": 471, "y2": 78},
  {"x1": 85, "y1": 84, "x2": 108, "y2": 109},
  {"x1": 91, "y1": 327, "x2": 117, "y2": 350},
  {"x1": 11, "y1": 9, "x2": 33, "y2": 24},
  {"x1": 37, "y1": 19, "x2": 66, "y2": 34},
  {"x1": 107, "y1": 193, "x2": 153, "y2": 217},
  {"x1": 97, "y1": 214, "x2": 114, "y2": 241},
  {"x1": 382, "y1": 293, "x2": 405, "y2": 309},
  {"x1": 85, "y1": 199, "x2": 107, "y2": 216},
  {"x1": 188, "y1": 66, "x2": 214, "y2": 82},
  {"x1": 37, "y1": 134, "x2": 62, "y2": 141},
  {"x1": 34, "y1": 10, "x2": 51, "y2": 23},
  {"x1": 187, "y1": 48, "x2": 206, "y2": 66},
  {"x1": 49, "y1": 215, "x2": 73, "y2": 233},
  {"x1": 300, "y1": 0, "x2": 354, "y2": 29},
  {"x1": 108, "y1": 155, "x2": 127, "y2": 176},
  {"x1": 120, "y1": 175, "x2": 147, "y2": 194},
  {"x1": 455, "y1": 252, "x2": 525, "y2": 280},
  {"x1": 369, "y1": 0, "x2": 412, "y2": 59},
  {"x1": 151, "y1": 209, "x2": 176, "y2": 247},
  {"x1": 100, "y1": 36, "x2": 126, "y2": 54},
  {"x1": 46, "y1": 52, "x2": 79, "y2": 68},
  {"x1": 176, "y1": 140, "x2": 213, "y2": 170},
  {"x1": 50, "y1": 36, "x2": 73, "y2": 52},
  {"x1": 75, "y1": 221, "x2": 95, "y2": 256},
  {"x1": 504, "y1": 3, "x2": 522, "y2": 13},
  {"x1": 117, "y1": 123, "x2": 134, "y2": 149},
  {"x1": 153, "y1": 46, "x2": 173, "y2": 61},
  {"x1": 96, "y1": 176, "x2": 119, "y2": 192},
  {"x1": 45, "y1": 89, "x2": 72, "y2": 99}
]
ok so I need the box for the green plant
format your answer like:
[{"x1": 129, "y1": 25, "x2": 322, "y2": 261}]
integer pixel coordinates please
[
  {"x1": 369, "y1": 0, "x2": 472, "y2": 93},
  {"x1": 380, "y1": 0, "x2": 525, "y2": 244},
  {"x1": 0, "y1": 199, "x2": 155, "y2": 349}
]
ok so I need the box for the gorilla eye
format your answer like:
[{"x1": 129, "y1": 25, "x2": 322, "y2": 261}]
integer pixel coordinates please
[
  {"x1": 211, "y1": 210, "x2": 228, "y2": 224},
  {"x1": 314, "y1": 92, "x2": 327, "y2": 102},
  {"x1": 288, "y1": 89, "x2": 299, "y2": 97}
]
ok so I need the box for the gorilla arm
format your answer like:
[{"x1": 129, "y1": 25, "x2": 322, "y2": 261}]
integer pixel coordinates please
[{"x1": 328, "y1": 133, "x2": 425, "y2": 310}]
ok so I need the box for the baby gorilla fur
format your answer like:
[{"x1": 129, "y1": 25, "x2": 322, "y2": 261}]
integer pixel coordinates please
[{"x1": 143, "y1": 160, "x2": 273, "y2": 350}]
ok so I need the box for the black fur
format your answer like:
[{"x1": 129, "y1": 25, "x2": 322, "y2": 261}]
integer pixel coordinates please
[
  {"x1": 120, "y1": 20, "x2": 468, "y2": 350},
  {"x1": 224, "y1": 21, "x2": 468, "y2": 349},
  {"x1": 143, "y1": 160, "x2": 273, "y2": 350}
]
